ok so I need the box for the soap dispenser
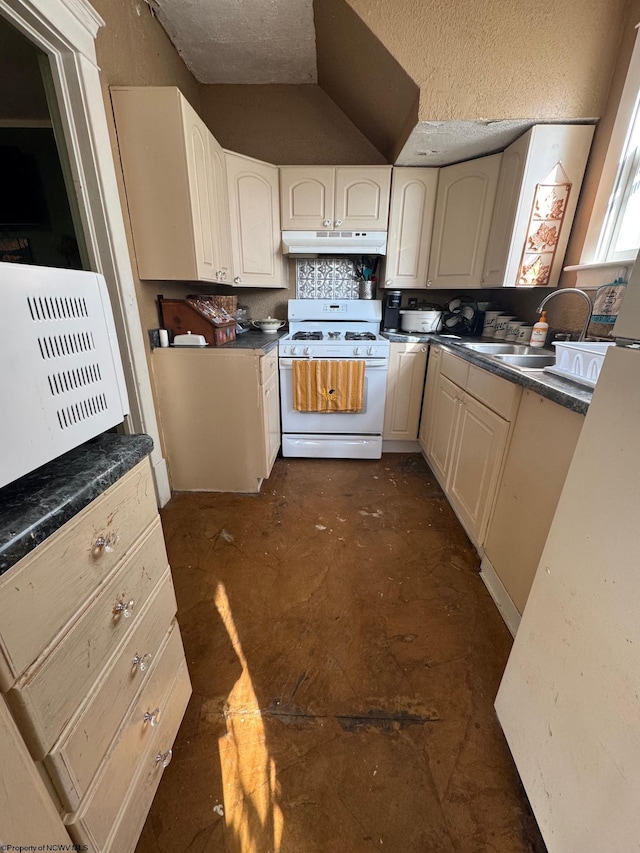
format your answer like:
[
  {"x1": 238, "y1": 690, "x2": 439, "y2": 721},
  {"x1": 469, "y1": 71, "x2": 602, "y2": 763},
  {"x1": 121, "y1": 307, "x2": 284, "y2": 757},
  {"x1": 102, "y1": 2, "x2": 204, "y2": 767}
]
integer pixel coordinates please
[{"x1": 529, "y1": 310, "x2": 549, "y2": 348}]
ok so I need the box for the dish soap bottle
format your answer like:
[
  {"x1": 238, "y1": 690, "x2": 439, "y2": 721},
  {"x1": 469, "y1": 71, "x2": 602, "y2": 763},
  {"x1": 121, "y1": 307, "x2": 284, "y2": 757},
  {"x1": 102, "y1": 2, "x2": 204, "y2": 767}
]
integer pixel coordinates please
[{"x1": 529, "y1": 310, "x2": 549, "y2": 348}]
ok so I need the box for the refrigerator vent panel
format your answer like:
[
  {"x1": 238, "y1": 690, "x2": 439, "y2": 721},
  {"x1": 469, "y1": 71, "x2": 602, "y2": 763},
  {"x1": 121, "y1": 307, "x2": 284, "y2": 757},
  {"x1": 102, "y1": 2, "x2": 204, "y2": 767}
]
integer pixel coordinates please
[{"x1": 1, "y1": 263, "x2": 129, "y2": 489}]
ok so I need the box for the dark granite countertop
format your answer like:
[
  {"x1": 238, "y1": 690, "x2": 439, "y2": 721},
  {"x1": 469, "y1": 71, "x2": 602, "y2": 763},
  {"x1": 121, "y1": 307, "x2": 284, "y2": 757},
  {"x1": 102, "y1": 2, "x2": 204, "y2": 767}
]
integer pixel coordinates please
[
  {"x1": 168, "y1": 328, "x2": 287, "y2": 354},
  {"x1": 383, "y1": 332, "x2": 592, "y2": 415},
  {"x1": 0, "y1": 433, "x2": 153, "y2": 576}
]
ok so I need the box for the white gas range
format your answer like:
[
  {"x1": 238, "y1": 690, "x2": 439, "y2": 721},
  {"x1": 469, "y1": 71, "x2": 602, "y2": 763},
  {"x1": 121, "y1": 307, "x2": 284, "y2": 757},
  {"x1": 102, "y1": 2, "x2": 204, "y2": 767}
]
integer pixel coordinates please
[{"x1": 278, "y1": 299, "x2": 390, "y2": 459}]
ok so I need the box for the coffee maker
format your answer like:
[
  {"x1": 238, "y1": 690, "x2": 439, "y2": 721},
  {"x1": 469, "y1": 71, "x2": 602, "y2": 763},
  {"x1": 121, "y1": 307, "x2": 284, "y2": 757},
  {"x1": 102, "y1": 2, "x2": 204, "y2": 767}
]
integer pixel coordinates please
[{"x1": 382, "y1": 290, "x2": 402, "y2": 331}]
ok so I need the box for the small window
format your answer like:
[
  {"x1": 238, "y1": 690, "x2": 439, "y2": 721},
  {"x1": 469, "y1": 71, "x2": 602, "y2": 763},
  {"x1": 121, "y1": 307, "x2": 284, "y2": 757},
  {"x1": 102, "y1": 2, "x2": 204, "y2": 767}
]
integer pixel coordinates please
[{"x1": 597, "y1": 90, "x2": 640, "y2": 262}]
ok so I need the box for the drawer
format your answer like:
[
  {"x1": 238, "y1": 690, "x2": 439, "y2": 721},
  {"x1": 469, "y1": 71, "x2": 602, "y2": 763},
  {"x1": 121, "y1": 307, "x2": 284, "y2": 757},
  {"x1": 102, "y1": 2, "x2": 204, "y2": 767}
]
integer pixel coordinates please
[
  {"x1": 68, "y1": 658, "x2": 191, "y2": 852},
  {"x1": 260, "y1": 351, "x2": 278, "y2": 384},
  {"x1": 440, "y1": 349, "x2": 469, "y2": 388},
  {"x1": 0, "y1": 460, "x2": 157, "y2": 690},
  {"x1": 467, "y1": 364, "x2": 521, "y2": 420},
  {"x1": 46, "y1": 608, "x2": 183, "y2": 812},
  {"x1": 10, "y1": 519, "x2": 169, "y2": 758}
]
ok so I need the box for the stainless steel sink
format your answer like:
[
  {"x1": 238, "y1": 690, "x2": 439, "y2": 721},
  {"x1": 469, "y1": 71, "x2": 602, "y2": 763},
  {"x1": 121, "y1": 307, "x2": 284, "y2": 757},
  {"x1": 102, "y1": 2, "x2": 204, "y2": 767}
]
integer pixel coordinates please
[
  {"x1": 492, "y1": 353, "x2": 556, "y2": 368},
  {"x1": 458, "y1": 342, "x2": 543, "y2": 355}
]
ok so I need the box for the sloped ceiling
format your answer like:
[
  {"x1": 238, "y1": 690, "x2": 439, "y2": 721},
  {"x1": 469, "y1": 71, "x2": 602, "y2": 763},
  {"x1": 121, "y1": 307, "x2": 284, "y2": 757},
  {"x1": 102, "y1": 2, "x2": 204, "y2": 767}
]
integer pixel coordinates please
[{"x1": 149, "y1": 0, "x2": 606, "y2": 165}]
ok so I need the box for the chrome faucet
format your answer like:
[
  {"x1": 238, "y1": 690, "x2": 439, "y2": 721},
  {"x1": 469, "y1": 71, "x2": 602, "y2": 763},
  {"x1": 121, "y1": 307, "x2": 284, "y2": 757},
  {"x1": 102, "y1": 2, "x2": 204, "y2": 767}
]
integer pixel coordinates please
[{"x1": 536, "y1": 288, "x2": 593, "y2": 342}]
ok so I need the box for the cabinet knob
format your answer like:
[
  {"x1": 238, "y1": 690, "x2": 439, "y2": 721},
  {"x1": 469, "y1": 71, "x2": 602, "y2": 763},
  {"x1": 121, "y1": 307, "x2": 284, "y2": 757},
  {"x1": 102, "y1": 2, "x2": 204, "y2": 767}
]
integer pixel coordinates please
[
  {"x1": 93, "y1": 532, "x2": 120, "y2": 555},
  {"x1": 132, "y1": 652, "x2": 152, "y2": 672},
  {"x1": 335, "y1": 219, "x2": 343, "y2": 226},
  {"x1": 155, "y1": 748, "x2": 173, "y2": 769},
  {"x1": 421, "y1": 346, "x2": 427, "y2": 352},
  {"x1": 234, "y1": 276, "x2": 242, "y2": 284},
  {"x1": 426, "y1": 279, "x2": 432, "y2": 288},
  {"x1": 143, "y1": 707, "x2": 161, "y2": 727},
  {"x1": 386, "y1": 280, "x2": 393, "y2": 286},
  {"x1": 113, "y1": 598, "x2": 135, "y2": 619},
  {"x1": 323, "y1": 219, "x2": 332, "y2": 227}
]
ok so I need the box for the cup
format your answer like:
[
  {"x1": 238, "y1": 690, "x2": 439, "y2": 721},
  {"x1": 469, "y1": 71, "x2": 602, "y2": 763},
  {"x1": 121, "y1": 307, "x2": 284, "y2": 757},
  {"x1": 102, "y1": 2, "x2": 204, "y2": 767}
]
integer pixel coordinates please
[
  {"x1": 516, "y1": 325, "x2": 533, "y2": 344},
  {"x1": 505, "y1": 320, "x2": 522, "y2": 341},
  {"x1": 493, "y1": 315, "x2": 515, "y2": 339},
  {"x1": 482, "y1": 311, "x2": 504, "y2": 337},
  {"x1": 159, "y1": 328, "x2": 169, "y2": 348}
]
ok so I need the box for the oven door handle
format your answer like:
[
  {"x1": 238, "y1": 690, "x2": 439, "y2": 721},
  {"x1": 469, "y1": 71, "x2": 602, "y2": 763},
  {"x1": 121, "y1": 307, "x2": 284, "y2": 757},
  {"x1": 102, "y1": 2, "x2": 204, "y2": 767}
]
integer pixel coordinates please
[{"x1": 279, "y1": 360, "x2": 388, "y2": 369}]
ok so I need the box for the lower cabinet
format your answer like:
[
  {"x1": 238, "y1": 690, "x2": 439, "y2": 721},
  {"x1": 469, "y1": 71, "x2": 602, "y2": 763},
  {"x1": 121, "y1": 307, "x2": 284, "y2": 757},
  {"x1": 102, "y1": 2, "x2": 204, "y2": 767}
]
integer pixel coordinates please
[
  {"x1": 422, "y1": 347, "x2": 521, "y2": 547},
  {"x1": 383, "y1": 342, "x2": 428, "y2": 442},
  {"x1": 0, "y1": 458, "x2": 191, "y2": 852},
  {"x1": 152, "y1": 347, "x2": 281, "y2": 492},
  {"x1": 482, "y1": 390, "x2": 584, "y2": 622}
]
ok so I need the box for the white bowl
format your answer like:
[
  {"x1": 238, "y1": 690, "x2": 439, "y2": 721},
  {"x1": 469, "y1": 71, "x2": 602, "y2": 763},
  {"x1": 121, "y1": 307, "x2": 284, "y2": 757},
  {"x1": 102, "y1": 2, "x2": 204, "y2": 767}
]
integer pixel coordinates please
[{"x1": 252, "y1": 318, "x2": 285, "y2": 333}]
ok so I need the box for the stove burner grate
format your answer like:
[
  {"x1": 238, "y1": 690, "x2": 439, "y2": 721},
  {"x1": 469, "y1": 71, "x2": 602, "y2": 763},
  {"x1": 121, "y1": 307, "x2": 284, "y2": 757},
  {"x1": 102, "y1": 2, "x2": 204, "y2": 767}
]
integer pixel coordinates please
[
  {"x1": 345, "y1": 331, "x2": 376, "y2": 341},
  {"x1": 292, "y1": 331, "x2": 323, "y2": 341}
]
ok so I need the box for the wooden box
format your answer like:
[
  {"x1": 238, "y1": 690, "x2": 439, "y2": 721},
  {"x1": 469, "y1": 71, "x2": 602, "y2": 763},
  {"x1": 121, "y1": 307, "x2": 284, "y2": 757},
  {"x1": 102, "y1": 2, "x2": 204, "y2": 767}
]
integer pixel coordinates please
[{"x1": 159, "y1": 298, "x2": 236, "y2": 346}]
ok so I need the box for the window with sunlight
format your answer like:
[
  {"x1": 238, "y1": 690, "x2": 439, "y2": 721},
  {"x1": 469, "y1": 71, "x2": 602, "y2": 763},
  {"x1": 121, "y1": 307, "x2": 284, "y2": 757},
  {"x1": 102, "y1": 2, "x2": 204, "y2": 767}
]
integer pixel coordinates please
[{"x1": 598, "y1": 89, "x2": 640, "y2": 263}]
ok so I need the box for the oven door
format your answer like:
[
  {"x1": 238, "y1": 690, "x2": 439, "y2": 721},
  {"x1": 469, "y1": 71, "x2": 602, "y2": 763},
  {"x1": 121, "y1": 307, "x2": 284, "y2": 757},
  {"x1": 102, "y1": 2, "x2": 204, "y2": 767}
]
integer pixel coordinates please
[{"x1": 279, "y1": 357, "x2": 388, "y2": 434}]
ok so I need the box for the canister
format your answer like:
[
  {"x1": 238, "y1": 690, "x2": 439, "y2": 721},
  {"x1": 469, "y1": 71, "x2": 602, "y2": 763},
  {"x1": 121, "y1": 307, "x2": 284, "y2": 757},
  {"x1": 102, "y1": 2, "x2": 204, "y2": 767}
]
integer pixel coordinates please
[
  {"x1": 505, "y1": 320, "x2": 523, "y2": 341},
  {"x1": 493, "y1": 315, "x2": 515, "y2": 339},
  {"x1": 482, "y1": 311, "x2": 503, "y2": 337}
]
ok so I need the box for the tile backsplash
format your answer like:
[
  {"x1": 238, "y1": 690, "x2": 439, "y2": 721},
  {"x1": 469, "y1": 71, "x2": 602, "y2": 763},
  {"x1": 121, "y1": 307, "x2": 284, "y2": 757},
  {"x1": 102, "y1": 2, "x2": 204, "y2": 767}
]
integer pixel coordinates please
[{"x1": 296, "y1": 258, "x2": 359, "y2": 299}]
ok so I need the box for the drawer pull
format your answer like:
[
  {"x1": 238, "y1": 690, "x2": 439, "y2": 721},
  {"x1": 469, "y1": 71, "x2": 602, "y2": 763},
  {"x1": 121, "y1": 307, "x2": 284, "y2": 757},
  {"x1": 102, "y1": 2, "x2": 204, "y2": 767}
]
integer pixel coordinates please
[
  {"x1": 131, "y1": 652, "x2": 152, "y2": 673},
  {"x1": 113, "y1": 598, "x2": 135, "y2": 619},
  {"x1": 93, "y1": 532, "x2": 120, "y2": 555},
  {"x1": 143, "y1": 707, "x2": 161, "y2": 727},
  {"x1": 156, "y1": 748, "x2": 173, "y2": 768}
]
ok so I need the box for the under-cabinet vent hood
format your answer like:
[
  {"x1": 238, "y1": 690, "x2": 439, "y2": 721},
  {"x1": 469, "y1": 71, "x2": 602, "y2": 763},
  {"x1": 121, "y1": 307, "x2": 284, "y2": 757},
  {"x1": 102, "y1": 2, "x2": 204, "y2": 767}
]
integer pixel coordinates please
[{"x1": 282, "y1": 230, "x2": 387, "y2": 257}]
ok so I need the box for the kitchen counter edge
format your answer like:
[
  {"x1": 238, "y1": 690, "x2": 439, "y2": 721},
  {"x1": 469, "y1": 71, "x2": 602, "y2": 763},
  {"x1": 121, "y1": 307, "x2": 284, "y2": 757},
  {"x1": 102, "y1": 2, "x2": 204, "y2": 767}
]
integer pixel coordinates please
[
  {"x1": 0, "y1": 433, "x2": 154, "y2": 576},
  {"x1": 383, "y1": 332, "x2": 592, "y2": 415},
  {"x1": 162, "y1": 328, "x2": 286, "y2": 354}
]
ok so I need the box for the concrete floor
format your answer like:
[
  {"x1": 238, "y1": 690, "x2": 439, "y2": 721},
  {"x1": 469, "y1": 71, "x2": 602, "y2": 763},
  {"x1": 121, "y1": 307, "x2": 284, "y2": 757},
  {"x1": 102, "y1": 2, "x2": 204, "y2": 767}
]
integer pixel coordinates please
[{"x1": 136, "y1": 454, "x2": 546, "y2": 853}]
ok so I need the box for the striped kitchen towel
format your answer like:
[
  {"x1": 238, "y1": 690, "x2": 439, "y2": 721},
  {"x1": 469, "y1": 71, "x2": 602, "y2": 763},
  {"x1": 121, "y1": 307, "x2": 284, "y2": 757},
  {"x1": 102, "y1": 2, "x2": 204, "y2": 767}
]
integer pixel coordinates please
[{"x1": 292, "y1": 360, "x2": 365, "y2": 412}]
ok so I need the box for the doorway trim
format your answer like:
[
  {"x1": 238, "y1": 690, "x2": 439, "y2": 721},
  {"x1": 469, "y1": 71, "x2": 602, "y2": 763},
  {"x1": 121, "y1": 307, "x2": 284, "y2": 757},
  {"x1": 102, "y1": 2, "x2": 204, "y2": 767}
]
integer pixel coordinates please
[{"x1": 0, "y1": 0, "x2": 171, "y2": 505}]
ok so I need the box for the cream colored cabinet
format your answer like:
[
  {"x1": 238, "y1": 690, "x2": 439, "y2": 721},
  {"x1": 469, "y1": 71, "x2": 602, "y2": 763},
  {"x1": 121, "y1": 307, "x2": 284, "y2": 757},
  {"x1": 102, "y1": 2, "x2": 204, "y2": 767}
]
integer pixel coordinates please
[
  {"x1": 383, "y1": 167, "x2": 439, "y2": 289},
  {"x1": 153, "y1": 347, "x2": 281, "y2": 492},
  {"x1": 418, "y1": 346, "x2": 442, "y2": 455},
  {"x1": 483, "y1": 124, "x2": 594, "y2": 288},
  {"x1": 280, "y1": 165, "x2": 392, "y2": 230},
  {"x1": 423, "y1": 348, "x2": 521, "y2": 547},
  {"x1": 383, "y1": 341, "x2": 428, "y2": 441},
  {"x1": 482, "y1": 390, "x2": 583, "y2": 619},
  {"x1": 260, "y1": 352, "x2": 281, "y2": 477},
  {"x1": 111, "y1": 86, "x2": 231, "y2": 283},
  {"x1": 0, "y1": 458, "x2": 191, "y2": 852},
  {"x1": 427, "y1": 153, "x2": 502, "y2": 289},
  {"x1": 225, "y1": 151, "x2": 286, "y2": 288}
]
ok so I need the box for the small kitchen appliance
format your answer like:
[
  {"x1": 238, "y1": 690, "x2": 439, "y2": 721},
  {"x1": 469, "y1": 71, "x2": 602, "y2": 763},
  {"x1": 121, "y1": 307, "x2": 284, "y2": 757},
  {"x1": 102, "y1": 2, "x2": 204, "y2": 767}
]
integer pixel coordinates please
[
  {"x1": 382, "y1": 290, "x2": 402, "y2": 331},
  {"x1": 278, "y1": 299, "x2": 389, "y2": 458},
  {"x1": 399, "y1": 307, "x2": 443, "y2": 333}
]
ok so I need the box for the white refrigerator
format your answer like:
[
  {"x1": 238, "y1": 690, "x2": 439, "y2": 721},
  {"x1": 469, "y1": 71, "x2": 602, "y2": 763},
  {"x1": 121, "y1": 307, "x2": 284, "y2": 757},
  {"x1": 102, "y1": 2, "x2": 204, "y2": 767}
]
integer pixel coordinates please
[{"x1": 495, "y1": 263, "x2": 640, "y2": 852}]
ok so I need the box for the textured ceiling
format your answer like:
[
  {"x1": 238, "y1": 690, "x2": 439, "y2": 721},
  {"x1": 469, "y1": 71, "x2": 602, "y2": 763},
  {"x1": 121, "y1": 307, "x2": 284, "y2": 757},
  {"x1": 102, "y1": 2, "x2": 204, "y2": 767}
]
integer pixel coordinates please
[
  {"x1": 396, "y1": 120, "x2": 538, "y2": 166},
  {"x1": 152, "y1": 0, "x2": 318, "y2": 84}
]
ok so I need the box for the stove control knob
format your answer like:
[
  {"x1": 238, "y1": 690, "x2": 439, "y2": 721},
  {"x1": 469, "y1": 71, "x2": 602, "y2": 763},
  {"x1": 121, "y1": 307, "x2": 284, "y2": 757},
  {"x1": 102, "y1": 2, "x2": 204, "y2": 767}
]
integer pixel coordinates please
[
  {"x1": 290, "y1": 346, "x2": 297, "y2": 355},
  {"x1": 367, "y1": 347, "x2": 374, "y2": 356},
  {"x1": 303, "y1": 346, "x2": 310, "y2": 355},
  {"x1": 353, "y1": 346, "x2": 361, "y2": 356}
]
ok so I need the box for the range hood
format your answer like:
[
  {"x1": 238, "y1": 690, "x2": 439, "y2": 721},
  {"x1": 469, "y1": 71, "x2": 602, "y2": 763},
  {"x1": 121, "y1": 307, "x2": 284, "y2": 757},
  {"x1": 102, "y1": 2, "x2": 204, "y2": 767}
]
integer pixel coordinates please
[{"x1": 282, "y1": 230, "x2": 387, "y2": 257}]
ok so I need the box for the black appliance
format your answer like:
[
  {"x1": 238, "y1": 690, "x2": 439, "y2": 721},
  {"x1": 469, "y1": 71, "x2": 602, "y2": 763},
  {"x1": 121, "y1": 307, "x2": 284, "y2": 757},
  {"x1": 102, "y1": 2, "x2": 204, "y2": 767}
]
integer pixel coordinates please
[
  {"x1": 441, "y1": 297, "x2": 485, "y2": 337},
  {"x1": 382, "y1": 290, "x2": 403, "y2": 331}
]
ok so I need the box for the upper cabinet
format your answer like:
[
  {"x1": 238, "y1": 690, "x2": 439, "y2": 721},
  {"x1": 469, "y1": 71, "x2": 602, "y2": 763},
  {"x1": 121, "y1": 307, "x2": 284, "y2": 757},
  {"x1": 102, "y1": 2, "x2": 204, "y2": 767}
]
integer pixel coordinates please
[
  {"x1": 111, "y1": 87, "x2": 232, "y2": 283},
  {"x1": 426, "y1": 154, "x2": 502, "y2": 289},
  {"x1": 383, "y1": 167, "x2": 439, "y2": 289},
  {"x1": 225, "y1": 151, "x2": 286, "y2": 288},
  {"x1": 280, "y1": 166, "x2": 392, "y2": 230},
  {"x1": 483, "y1": 124, "x2": 594, "y2": 288}
]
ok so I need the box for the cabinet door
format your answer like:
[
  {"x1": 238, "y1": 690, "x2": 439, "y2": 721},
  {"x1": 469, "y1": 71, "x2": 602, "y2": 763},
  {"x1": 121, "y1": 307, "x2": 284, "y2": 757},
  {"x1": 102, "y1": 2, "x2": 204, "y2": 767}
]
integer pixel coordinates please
[
  {"x1": 418, "y1": 347, "x2": 441, "y2": 455},
  {"x1": 208, "y1": 133, "x2": 233, "y2": 282},
  {"x1": 261, "y1": 368, "x2": 281, "y2": 477},
  {"x1": 279, "y1": 166, "x2": 335, "y2": 230},
  {"x1": 426, "y1": 374, "x2": 461, "y2": 484},
  {"x1": 182, "y1": 101, "x2": 218, "y2": 282},
  {"x1": 334, "y1": 166, "x2": 392, "y2": 230},
  {"x1": 383, "y1": 342, "x2": 428, "y2": 441},
  {"x1": 384, "y1": 168, "x2": 439, "y2": 289},
  {"x1": 427, "y1": 153, "x2": 502, "y2": 288},
  {"x1": 448, "y1": 393, "x2": 509, "y2": 545},
  {"x1": 483, "y1": 132, "x2": 530, "y2": 286},
  {"x1": 226, "y1": 152, "x2": 285, "y2": 288}
]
